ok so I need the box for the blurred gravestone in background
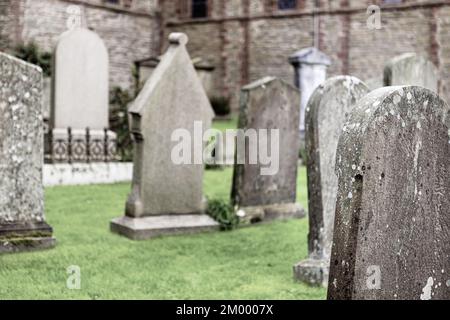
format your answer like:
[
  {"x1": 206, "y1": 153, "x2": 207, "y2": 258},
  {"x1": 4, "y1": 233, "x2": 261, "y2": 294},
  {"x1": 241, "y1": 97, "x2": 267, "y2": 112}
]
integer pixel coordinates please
[
  {"x1": 111, "y1": 33, "x2": 218, "y2": 240},
  {"x1": 294, "y1": 76, "x2": 369, "y2": 287},
  {"x1": 0, "y1": 52, "x2": 55, "y2": 253},
  {"x1": 328, "y1": 86, "x2": 450, "y2": 300},
  {"x1": 231, "y1": 77, "x2": 305, "y2": 224},
  {"x1": 384, "y1": 53, "x2": 438, "y2": 92},
  {"x1": 289, "y1": 47, "x2": 331, "y2": 144},
  {"x1": 51, "y1": 27, "x2": 116, "y2": 163}
]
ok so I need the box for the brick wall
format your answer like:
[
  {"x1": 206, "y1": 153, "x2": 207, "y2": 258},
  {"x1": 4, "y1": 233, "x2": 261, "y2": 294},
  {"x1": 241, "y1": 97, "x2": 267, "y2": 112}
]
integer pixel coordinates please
[
  {"x1": 163, "y1": 0, "x2": 450, "y2": 110},
  {"x1": 3, "y1": 0, "x2": 159, "y2": 91}
]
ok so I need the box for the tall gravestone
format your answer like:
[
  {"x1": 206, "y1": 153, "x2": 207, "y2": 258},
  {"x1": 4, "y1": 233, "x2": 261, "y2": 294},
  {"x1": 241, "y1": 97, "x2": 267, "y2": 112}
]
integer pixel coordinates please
[
  {"x1": 51, "y1": 27, "x2": 116, "y2": 162},
  {"x1": 231, "y1": 77, "x2": 305, "y2": 224},
  {"x1": 289, "y1": 47, "x2": 331, "y2": 137},
  {"x1": 293, "y1": 76, "x2": 369, "y2": 286},
  {"x1": 328, "y1": 86, "x2": 450, "y2": 300},
  {"x1": 0, "y1": 52, "x2": 55, "y2": 253},
  {"x1": 110, "y1": 33, "x2": 219, "y2": 240},
  {"x1": 384, "y1": 53, "x2": 438, "y2": 92}
]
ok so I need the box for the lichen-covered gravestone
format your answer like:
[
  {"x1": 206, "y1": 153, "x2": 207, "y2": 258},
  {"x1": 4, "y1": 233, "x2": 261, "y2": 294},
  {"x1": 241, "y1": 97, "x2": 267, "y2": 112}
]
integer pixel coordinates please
[
  {"x1": 328, "y1": 86, "x2": 450, "y2": 300},
  {"x1": 52, "y1": 27, "x2": 115, "y2": 162},
  {"x1": 384, "y1": 53, "x2": 438, "y2": 93},
  {"x1": 293, "y1": 76, "x2": 369, "y2": 286},
  {"x1": 0, "y1": 52, "x2": 55, "y2": 253},
  {"x1": 231, "y1": 77, "x2": 305, "y2": 224},
  {"x1": 110, "y1": 33, "x2": 219, "y2": 240}
]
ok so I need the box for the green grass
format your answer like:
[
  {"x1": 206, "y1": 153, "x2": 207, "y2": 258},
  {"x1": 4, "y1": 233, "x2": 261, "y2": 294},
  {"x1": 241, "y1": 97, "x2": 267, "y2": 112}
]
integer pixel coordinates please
[
  {"x1": 212, "y1": 116, "x2": 238, "y2": 132},
  {"x1": 0, "y1": 166, "x2": 325, "y2": 300}
]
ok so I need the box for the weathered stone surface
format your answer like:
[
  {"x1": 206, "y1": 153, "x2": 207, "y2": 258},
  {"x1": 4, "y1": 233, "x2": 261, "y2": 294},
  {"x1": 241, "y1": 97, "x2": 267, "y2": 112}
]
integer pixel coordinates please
[
  {"x1": 289, "y1": 47, "x2": 331, "y2": 133},
  {"x1": 384, "y1": 53, "x2": 438, "y2": 92},
  {"x1": 231, "y1": 77, "x2": 305, "y2": 223},
  {"x1": 0, "y1": 52, "x2": 55, "y2": 253},
  {"x1": 52, "y1": 27, "x2": 109, "y2": 130},
  {"x1": 111, "y1": 33, "x2": 218, "y2": 239},
  {"x1": 328, "y1": 86, "x2": 450, "y2": 300},
  {"x1": 111, "y1": 215, "x2": 219, "y2": 240},
  {"x1": 294, "y1": 76, "x2": 369, "y2": 287}
]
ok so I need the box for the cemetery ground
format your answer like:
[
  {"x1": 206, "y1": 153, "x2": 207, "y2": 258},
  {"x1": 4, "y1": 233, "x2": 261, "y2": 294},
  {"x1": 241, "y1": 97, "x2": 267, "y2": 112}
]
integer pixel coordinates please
[{"x1": 0, "y1": 118, "x2": 325, "y2": 300}]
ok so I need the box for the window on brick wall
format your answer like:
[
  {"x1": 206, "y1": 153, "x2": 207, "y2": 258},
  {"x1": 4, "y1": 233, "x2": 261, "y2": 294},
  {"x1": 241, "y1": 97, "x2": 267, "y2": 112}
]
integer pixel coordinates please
[
  {"x1": 192, "y1": 0, "x2": 208, "y2": 18},
  {"x1": 278, "y1": 0, "x2": 297, "y2": 10}
]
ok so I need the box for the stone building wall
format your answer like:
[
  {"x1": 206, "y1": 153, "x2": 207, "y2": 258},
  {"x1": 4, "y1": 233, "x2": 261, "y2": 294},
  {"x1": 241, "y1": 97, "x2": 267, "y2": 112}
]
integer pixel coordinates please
[
  {"x1": 1, "y1": 0, "x2": 160, "y2": 91},
  {"x1": 3, "y1": 0, "x2": 450, "y2": 108},
  {"x1": 162, "y1": 0, "x2": 450, "y2": 110}
]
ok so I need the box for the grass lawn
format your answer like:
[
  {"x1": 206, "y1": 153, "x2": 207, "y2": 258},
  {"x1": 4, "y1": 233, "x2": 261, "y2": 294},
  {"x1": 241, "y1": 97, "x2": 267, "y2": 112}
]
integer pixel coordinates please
[{"x1": 0, "y1": 118, "x2": 325, "y2": 300}]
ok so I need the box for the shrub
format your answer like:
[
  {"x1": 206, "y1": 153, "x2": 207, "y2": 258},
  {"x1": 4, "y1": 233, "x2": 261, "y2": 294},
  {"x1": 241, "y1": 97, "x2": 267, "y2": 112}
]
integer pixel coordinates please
[
  {"x1": 109, "y1": 87, "x2": 134, "y2": 162},
  {"x1": 210, "y1": 96, "x2": 231, "y2": 116},
  {"x1": 13, "y1": 42, "x2": 52, "y2": 77},
  {"x1": 206, "y1": 199, "x2": 239, "y2": 231}
]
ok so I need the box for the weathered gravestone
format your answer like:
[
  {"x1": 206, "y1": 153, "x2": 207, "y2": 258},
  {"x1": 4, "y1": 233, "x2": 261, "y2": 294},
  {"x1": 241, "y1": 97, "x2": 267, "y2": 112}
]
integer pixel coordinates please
[
  {"x1": 110, "y1": 33, "x2": 219, "y2": 240},
  {"x1": 328, "y1": 86, "x2": 450, "y2": 300},
  {"x1": 0, "y1": 52, "x2": 55, "y2": 253},
  {"x1": 231, "y1": 77, "x2": 305, "y2": 224},
  {"x1": 293, "y1": 76, "x2": 369, "y2": 286},
  {"x1": 384, "y1": 53, "x2": 438, "y2": 93},
  {"x1": 51, "y1": 27, "x2": 116, "y2": 162}
]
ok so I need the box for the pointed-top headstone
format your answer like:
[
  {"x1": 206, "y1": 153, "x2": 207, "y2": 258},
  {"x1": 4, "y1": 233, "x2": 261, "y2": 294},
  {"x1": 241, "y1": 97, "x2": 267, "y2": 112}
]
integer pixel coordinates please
[
  {"x1": 384, "y1": 53, "x2": 438, "y2": 93},
  {"x1": 111, "y1": 33, "x2": 218, "y2": 240},
  {"x1": 0, "y1": 52, "x2": 55, "y2": 253}
]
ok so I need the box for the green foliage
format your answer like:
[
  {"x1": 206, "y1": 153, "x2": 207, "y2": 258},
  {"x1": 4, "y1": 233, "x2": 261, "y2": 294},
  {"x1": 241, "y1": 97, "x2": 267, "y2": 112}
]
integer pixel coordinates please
[
  {"x1": 206, "y1": 199, "x2": 239, "y2": 231},
  {"x1": 109, "y1": 87, "x2": 134, "y2": 162},
  {"x1": 13, "y1": 42, "x2": 52, "y2": 77},
  {"x1": 210, "y1": 96, "x2": 231, "y2": 116}
]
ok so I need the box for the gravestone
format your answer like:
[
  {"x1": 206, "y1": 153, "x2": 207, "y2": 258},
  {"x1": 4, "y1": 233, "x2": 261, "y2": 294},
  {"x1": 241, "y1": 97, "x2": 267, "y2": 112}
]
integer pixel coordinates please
[
  {"x1": 51, "y1": 27, "x2": 116, "y2": 162},
  {"x1": 0, "y1": 52, "x2": 55, "y2": 253},
  {"x1": 384, "y1": 53, "x2": 438, "y2": 92},
  {"x1": 328, "y1": 86, "x2": 450, "y2": 300},
  {"x1": 110, "y1": 33, "x2": 219, "y2": 240},
  {"x1": 289, "y1": 47, "x2": 331, "y2": 137},
  {"x1": 293, "y1": 76, "x2": 369, "y2": 286},
  {"x1": 231, "y1": 77, "x2": 305, "y2": 224}
]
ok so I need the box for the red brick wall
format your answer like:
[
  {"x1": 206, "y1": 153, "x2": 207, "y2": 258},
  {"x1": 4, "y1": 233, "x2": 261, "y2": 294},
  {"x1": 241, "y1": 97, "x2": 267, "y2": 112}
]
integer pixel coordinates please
[
  {"x1": 2, "y1": 0, "x2": 159, "y2": 91},
  {"x1": 163, "y1": 0, "x2": 450, "y2": 110}
]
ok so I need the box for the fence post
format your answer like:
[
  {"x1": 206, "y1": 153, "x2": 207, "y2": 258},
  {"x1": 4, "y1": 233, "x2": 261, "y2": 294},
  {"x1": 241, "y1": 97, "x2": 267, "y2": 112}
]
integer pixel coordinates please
[
  {"x1": 104, "y1": 128, "x2": 108, "y2": 162},
  {"x1": 86, "y1": 127, "x2": 91, "y2": 163},
  {"x1": 68, "y1": 127, "x2": 72, "y2": 164},
  {"x1": 48, "y1": 127, "x2": 54, "y2": 164}
]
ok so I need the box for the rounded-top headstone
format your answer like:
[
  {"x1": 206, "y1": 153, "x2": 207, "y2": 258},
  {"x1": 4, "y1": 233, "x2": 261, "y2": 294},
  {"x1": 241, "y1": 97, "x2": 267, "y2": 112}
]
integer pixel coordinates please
[
  {"x1": 52, "y1": 28, "x2": 109, "y2": 129},
  {"x1": 293, "y1": 75, "x2": 369, "y2": 286},
  {"x1": 383, "y1": 53, "x2": 438, "y2": 93},
  {"x1": 328, "y1": 85, "x2": 450, "y2": 300}
]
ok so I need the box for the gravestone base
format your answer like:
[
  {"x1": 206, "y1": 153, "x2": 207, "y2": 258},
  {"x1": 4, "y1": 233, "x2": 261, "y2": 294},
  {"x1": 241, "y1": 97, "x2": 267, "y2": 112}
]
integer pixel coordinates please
[
  {"x1": 110, "y1": 214, "x2": 220, "y2": 240},
  {"x1": 293, "y1": 258, "x2": 329, "y2": 287},
  {"x1": 0, "y1": 222, "x2": 56, "y2": 254},
  {"x1": 238, "y1": 203, "x2": 305, "y2": 225}
]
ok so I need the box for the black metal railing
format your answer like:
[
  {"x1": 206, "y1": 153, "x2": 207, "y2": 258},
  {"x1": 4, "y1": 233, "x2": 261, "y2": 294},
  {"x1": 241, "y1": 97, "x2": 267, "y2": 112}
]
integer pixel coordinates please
[{"x1": 45, "y1": 127, "x2": 118, "y2": 164}]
